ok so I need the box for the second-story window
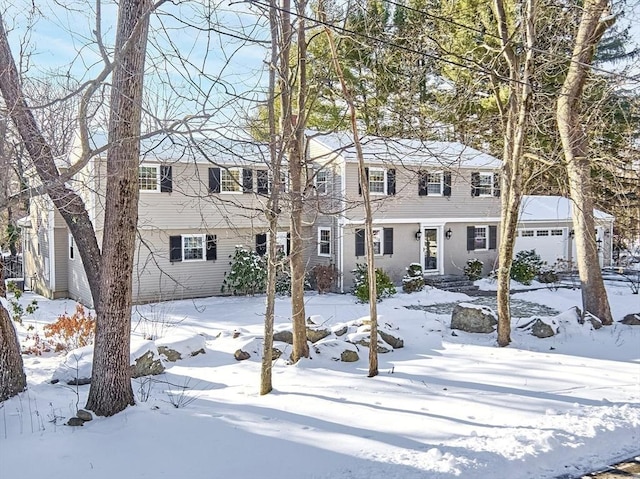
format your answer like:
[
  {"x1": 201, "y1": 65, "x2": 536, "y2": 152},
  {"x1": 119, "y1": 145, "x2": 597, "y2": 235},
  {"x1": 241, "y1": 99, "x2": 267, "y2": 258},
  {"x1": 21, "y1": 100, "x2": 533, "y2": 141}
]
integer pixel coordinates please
[
  {"x1": 471, "y1": 172, "x2": 500, "y2": 197},
  {"x1": 369, "y1": 168, "x2": 386, "y2": 194},
  {"x1": 315, "y1": 170, "x2": 329, "y2": 194},
  {"x1": 221, "y1": 168, "x2": 242, "y2": 193},
  {"x1": 427, "y1": 172, "x2": 443, "y2": 195},
  {"x1": 139, "y1": 165, "x2": 160, "y2": 192}
]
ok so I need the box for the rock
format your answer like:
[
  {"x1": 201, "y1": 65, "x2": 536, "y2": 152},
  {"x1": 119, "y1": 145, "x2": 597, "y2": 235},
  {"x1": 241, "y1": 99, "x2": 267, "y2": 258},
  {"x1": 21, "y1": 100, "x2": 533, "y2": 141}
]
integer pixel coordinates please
[
  {"x1": 273, "y1": 330, "x2": 293, "y2": 344},
  {"x1": 451, "y1": 303, "x2": 497, "y2": 333},
  {"x1": 352, "y1": 338, "x2": 391, "y2": 353},
  {"x1": 190, "y1": 348, "x2": 205, "y2": 357},
  {"x1": 67, "y1": 377, "x2": 92, "y2": 386},
  {"x1": 157, "y1": 345, "x2": 181, "y2": 362},
  {"x1": 341, "y1": 350, "x2": 359, "y2": 362},
  {"x1": 234, "y1": 349, "x2": 251, "y2": 361},
  {"x1": 306, "y1": 327, "x2": 331, "y2": 343},
  {"x1": 76, "y1": 409, "x2": 93, "y2": 422},
  {"x1": 621, "y1": 313, "x2": 640, "y2": 325},
  {"x1": 66, "y1": 417, "x2": 85, "y2": 427},
  {"x1": 130, "y1": 350, "x2": 165, "y2": 378},
  {"x1": 333, "y1": 326, "x2": 348, "y2": 337},
  {"x1": 379, "y1": 330, "x2": 404, "y2": 349},
  {"x1": 586, "y1": 316, "x2": 603, "y2": 330},
  {"x1": 270, "y1": 348, "x2": 282, "y2": 360},
  {"x1": 530, "y1": 318, "x2": 555, "y2": 338}
]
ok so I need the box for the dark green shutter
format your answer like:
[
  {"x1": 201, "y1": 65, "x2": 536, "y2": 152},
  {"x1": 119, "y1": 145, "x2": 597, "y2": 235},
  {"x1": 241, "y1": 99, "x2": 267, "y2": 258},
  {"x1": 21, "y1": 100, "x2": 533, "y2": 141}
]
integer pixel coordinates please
[
  {"x1": 359, "y1": 167, "x2": 369, "y2": 196},
  {"x1": 387, "y1": 169, "x2": 396, "y2": 195},
  {"x1": 384, "y1": 228, "x2": 394, "y2": 255},
  {"x1": 257, "y1": 170, "x2": 269, "y2": 194},
  {"x1": 242, "y1": 169, "x2": 253, "y2": 193},
  {"x1": 206, "y1": 235, "x2": 217, "y2": 260},
  {"x1": 256, "y1": 233, "x2": 267, "y2": 256},
  {"x1": 170, "y1": 236, "x2": 182, "y2": 262},
  {"x1": 209, "y1": 168, "x2": 221, "y2": 193},
  {"x1": 443, "y1": 172, "x2": 452, "y2": 197},
  {"x1": 489, "y1": 226, "x2": 497, "y2": 250},
  {"x1": 493, "y1": 173, "x2": 501, "y2": 197},
  {"x1": 355, "y1": 229, "x2": 365, "y2": 256},
  {"x1": 471, "y1": 172, "x2": 480, "y2": 197},
  {"x1": 418, "y1": 171, "x2": 428, "y2": 196},
  {"x1": 467, "y1": 226, "x2": 475, "y2": 251},
  {"x1": 160, "y1": 166, "x2": 172, "y2": 193}
]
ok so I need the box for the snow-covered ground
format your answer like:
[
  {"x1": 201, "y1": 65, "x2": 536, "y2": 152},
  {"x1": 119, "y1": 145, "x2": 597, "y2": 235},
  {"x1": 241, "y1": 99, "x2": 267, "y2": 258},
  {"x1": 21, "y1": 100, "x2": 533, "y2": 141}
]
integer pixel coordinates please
[{"x1": 1, "y1": 280, "x2": 639, "y2": 479}]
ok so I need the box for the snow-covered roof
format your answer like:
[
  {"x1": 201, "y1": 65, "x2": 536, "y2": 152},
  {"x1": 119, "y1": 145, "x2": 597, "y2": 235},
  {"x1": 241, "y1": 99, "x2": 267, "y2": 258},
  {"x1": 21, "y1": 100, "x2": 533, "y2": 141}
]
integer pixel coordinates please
[
  {"x1": 309, "y1": 131, "x2": 502, "y2": 169},
  {"x1": 519, "y1": 195, "x2": 614, "y2": 222}
]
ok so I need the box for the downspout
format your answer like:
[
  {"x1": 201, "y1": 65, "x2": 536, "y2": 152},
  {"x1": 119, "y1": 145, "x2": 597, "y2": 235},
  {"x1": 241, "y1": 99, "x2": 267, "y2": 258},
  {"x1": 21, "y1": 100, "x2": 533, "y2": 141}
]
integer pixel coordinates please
[
  {"x1": 47, "y1": 203, "x2": 56, "y2": 292},
  {"x1": 339, "y1": 156, "x2": 347, "y2": 293}
]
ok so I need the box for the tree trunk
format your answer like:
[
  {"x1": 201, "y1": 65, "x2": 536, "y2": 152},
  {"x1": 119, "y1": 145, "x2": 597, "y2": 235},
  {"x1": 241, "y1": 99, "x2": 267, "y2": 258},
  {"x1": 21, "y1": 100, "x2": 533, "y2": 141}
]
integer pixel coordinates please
[
  {"x1": 493, "y1": 0, "x2": 535, "y2": 347},
  {"x1": 556, "y1": 0, "x2": 614, "y2": 325},
  {"x1": 324, "y1": 22, "x2": 378, "y2": 377},
  {"x1": 85, "y1": 0, "x2": 152, "y2": 416},
  {"x1": 0, "y1": 256, "x2": 27, "y2": 402}
]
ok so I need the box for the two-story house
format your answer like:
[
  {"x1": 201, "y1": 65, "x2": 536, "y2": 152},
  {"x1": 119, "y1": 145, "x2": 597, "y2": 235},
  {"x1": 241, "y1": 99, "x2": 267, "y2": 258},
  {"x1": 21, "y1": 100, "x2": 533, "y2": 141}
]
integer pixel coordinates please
[{"x1": 20, "y1": 131, "x2": 614, "y2": 305}]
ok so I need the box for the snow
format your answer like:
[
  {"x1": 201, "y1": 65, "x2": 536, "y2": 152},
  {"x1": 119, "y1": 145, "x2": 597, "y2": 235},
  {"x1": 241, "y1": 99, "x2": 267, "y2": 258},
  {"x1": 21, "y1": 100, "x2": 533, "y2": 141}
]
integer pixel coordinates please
[
  {"x1": 1, "y1": 283, "x2": 639, "y2": 479},
  {"x1": 518, "y1": 195, "x2": 614, "y2": 221}
]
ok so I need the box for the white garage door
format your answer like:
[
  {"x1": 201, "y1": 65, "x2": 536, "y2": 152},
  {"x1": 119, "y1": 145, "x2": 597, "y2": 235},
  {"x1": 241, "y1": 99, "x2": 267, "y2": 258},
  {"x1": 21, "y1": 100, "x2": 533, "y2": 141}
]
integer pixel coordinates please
[{"x1": 515, "y1": 228, "x2": 568, "y2": 266}]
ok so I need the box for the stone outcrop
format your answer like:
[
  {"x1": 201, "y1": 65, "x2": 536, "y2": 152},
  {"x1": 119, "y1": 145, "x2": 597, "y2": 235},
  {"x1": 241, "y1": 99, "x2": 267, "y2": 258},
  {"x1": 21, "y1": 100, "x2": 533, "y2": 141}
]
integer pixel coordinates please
[{"x1": 451, "y1": 303, "x2": 497, "y2": 333}]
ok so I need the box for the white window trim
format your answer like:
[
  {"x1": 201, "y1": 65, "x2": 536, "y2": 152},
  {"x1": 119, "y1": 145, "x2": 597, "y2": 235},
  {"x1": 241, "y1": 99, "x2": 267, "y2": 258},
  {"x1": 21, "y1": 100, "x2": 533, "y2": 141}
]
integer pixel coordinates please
[
  {"x1": 182, "y1": 234, "x2": 206, "y2": 262},
  {"x1": 221, "y1": 167, "x2": 243, "y2": 194},
  {"x1": 474, "y1": 225, "x2": 489, "y2": 251},
  {"x1": 372, "y1": 227, "x2": 384, "y2": 255},
  {"x1": 318, "y1": 227, "x2": 332, "y2": 256},
  {"x1": 427, "y1": 171, "x2": 444, "y2": 196},
  {"x1": 315, "y1": 170, "x2": 329, "y2": 195},
  {"x1": 139, "y1": 164, "x2": 161, "y2": 193},
  {"x1": 271, "y1": 170, "x2": 289, "y2": 193},
  {"x1": 368, "y1": 167, "x2": 387, "y2": 196},
  {"x1": 477, "y1": 172, "x2": 495, "y2": 197}
]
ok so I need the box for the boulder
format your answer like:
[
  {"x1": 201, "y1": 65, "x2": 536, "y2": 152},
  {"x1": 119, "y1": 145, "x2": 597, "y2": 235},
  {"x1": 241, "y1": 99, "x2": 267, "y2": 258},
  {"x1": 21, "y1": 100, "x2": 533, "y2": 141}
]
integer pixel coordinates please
[
  {"x1": 379, "y1": 330, "x2": 404, "y2": 349},
  {"x1": 621, "y1": 313, "x2": 640, "y2": 325},
  {"x1": 131, "y1": 350, "x2": 165, "y2": 378},
  {"x1": 66, "y1": 417, "x2": 85, "y2": 427},
  {"x1": 340, "y1": 350, "x2": 359, "y2": 362},
  {"x1": 451, "y1": 303, "x2": 497, "y2": 333},
  {"x1": 333, "y1": 325, "x2": 348, "y2": 337},
  {"x1": 273, "y1": 330, "x2": 293, "y2": 344},
  {"x1": 234, "y1": 349, "x2": 251, "y2": 361},
  {"x1": 312, "y1": 339, "x2": 360, "y2": 362},
  {"x1": 157, "y1": 346, "x2": 181, "y2": 362},
  {"x1": 529, "y1": 318, "x2": 555, "y2": 338},
  {"x1": 306, "y1": 327, "x2": 331, "y2": 343},
  {"x1": 76, "y1": 409, "x2": 93, "y2": 422}
]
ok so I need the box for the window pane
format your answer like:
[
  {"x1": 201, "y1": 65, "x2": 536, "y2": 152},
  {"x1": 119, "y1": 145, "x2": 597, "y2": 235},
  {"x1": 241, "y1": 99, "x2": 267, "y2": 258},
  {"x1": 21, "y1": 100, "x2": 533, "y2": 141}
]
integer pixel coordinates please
[
  {"x1": 316, "y1": 170, "x2": 328, "y2": 194},
  {"x1": 369, "y1": 170, "x2": 385, "y2": 194},
  {"x1": 474, "y1": 227, "x2": 487, "y2": 249},
  {"x1": 372, "y1": 229, "x2": 382, "y2": 254},
  {"x1": 221, "y1": 169, "x2": 240, "y2": 192},
  {"x1": 521, "y1": 230, "x2": 534, "y2": 237},
  {"x1": 478, "y1": 173, "x2": 493, "y2": 195},
  {"x1": 319, "y1": 229, "x2": 331, "y2": 255},
  {"x1": 139, "y1": 166, "x2": 158, "y2": 191},
  {"x1": 183, "y1": 236, "x2": 204, "y2": 260},
  {"x1": 551, "y1": 229, "x2": 563, "y2": 236},
  {"x1": 427, "y1": 173, "x2": 442, "y2": 194},
  {"x1": 537, "y1": 230, "x2": 549, "y2": 237}
]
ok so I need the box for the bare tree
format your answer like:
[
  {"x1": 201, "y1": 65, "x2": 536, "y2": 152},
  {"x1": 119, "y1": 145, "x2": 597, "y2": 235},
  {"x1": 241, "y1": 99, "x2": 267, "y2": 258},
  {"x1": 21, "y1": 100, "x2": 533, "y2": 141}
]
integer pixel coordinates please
[
  {"x1": 557, "y1": 0, "x2": 615, "y2": 325},
  {"x1": 0, "y1": 255, "x2": 27, "y2": 402}
]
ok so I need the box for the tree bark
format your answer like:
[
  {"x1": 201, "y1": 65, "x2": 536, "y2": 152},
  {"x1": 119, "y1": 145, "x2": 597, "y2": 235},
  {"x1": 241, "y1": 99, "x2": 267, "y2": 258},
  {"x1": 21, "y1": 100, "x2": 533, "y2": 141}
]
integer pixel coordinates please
[
  {"x1": 85, "y1": 0, "x2": 151, "y2": 416},
  {"x1": 493, "y1": 0, "x2": 535, "y2": 347},
  {"x1": 556, "y1": 0, "x2": 614, "y2": 325},
  {"x1": 0, "y1": 256, "x2": 27, "y2": 402}
]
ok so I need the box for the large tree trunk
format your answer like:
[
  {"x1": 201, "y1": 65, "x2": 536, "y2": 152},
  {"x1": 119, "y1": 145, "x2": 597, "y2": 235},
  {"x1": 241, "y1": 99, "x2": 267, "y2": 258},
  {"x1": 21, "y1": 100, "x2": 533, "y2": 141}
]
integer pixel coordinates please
[
  {"x1": 85, "y1": 0, "x2": 151, "y2": 416},
  {"x1": 0, "y1": 256, "x2": 27, "y2": 402},
  {"x1": 493, "y1": 0, "x2": 535, "y2": 347},
  {"x1": 556, "y1": 0, "x2": 614, "y2": 325}
]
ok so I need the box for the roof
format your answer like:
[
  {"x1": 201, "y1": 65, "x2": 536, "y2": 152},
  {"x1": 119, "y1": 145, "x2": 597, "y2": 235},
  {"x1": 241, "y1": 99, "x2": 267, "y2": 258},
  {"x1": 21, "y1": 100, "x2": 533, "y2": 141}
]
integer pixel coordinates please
[
  {"x1": 519, "y1": 195, "x2": 614, "y2": 222},
  {"x1": 308, "y1": 131, "x2": 502, "y2": 169}
]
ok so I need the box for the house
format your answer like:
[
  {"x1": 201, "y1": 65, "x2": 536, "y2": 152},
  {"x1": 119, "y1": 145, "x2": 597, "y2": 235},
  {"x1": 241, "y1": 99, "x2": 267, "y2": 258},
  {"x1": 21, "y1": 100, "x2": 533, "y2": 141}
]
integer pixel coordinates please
[{"x1": 20, "y1": 131, "x2": 614, "y2": 305}]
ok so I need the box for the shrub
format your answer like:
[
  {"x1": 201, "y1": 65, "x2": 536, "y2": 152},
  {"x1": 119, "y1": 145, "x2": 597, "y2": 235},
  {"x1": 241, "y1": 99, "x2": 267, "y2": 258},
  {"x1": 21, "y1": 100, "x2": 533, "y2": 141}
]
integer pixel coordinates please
[
  {"x1": 510, "y1": 249, "x2": 544, "y2": 285},
  {"x1": 402, "y1": 263, "x2": 424, "y2": 293},
  {"x1": 6, "y1": 281, "x2": 38, "y2": 324},
  {"x1": 352, "y1": 263, "x2": 397, "y2": 303},
  {"x1": 464, "y1": 258, "x2": 484, "y2": 281},
  {"x1": 221, "y1": 247, "x2": 267, "y2": 295},
  {"x1": 537, "y1": 266, "x2": 559, "y2": 284},
  {"x1": 311, "y1": 264, "x2": 339, "y2": 294},
  {"x1": 43, "y1": 304, "x2": 96, "y2": 352}
]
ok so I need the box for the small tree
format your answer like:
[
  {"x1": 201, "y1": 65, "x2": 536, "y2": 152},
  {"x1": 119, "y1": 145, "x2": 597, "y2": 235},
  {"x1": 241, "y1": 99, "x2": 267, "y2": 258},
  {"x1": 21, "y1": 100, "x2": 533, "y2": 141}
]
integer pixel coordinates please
[
  {"x1": 463, "y1": 259, "x2": 484, "y2": 281},
  {"x1": 402, "y1": 263, "x2": 424, "y2": 293},
  {"x1": 510, "y1": 250, "x2": 544, "y2": 285},
  {"x1": 221, "y1": 247, "x2": 267, "y2": 296},
  {"x1": 352, "y1": 263, "x2": 397, "y2": 303}
]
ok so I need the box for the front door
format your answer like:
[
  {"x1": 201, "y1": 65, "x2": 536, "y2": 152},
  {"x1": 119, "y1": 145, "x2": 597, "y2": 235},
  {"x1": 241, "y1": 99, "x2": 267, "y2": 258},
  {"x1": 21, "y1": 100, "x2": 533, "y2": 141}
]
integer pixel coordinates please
[{"x1": 424, "y1": 228, "x2": 438, "y2": 271}]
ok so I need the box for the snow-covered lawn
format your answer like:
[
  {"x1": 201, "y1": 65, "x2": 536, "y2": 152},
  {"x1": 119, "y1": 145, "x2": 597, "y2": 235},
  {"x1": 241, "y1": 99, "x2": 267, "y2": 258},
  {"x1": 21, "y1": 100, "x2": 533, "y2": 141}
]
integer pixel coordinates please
[{"x1": 1, "y1": 282, "x2": 639, "y2": 479}]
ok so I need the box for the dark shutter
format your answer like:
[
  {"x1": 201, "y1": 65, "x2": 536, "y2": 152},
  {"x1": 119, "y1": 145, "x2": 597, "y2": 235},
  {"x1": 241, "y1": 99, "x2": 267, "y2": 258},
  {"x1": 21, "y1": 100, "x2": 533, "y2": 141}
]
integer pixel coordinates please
[
  {"x1": 359, "y1": 167, "x2": 370, "y2": 195},
  {"x1": 257, "y1": 170, "x2": 269, "y2": 194},
  {"x1": 286, "y1": 232, "x2": 291, "y2": 256},
  {"x1": 209, "y1": 168, "x2": 221, "y2": 193},
  {"x1": 387, "y1": 169, "x2": 396, "y2": 195},
  {"x1": 493, "y1": 173, "x2": 501, "y2": 197},
  {"x1": 242, "y1": 169, "x2": 253, "y2": 193},
  {"x1": 383, "y1": 228, "x2": 394, "y2": 255},
  {"x1": 355, "y1": 229, "x2": 365, "y2": 256},
  {"x1": 206, "y1": 234, "x2": 217, "y2": 260},
  {"x1": 256, "y1": 233, "x2": 267, "y2": 256},
  {"x1": 160, "y1": 165, "x2": 173, "y2": 193},
  {"x1": 489, "y1": 226, "x2": 497, "y2": 250},
  {"x1": 471, "y1": 172, "x2": 480, "y2": 197},
  {"x1": 418, "y1": 171, "x2": 428, "y2": 196},
  {"x1": 443, "y1": 172, "x2": 452, "y2": 197},
  {"x1": 467, "y1": 226, "x2": 475, "y2": 251},
  {"x1": 170, "y1": 236, "x2": 182, "y2": 262}
]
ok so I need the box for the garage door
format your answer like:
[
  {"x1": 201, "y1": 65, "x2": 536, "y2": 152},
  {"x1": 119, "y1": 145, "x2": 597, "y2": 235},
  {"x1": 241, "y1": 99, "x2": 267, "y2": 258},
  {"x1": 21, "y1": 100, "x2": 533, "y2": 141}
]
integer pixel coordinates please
[{"x1": 515, "y1": 228, "x2": 568, "y2": 266}]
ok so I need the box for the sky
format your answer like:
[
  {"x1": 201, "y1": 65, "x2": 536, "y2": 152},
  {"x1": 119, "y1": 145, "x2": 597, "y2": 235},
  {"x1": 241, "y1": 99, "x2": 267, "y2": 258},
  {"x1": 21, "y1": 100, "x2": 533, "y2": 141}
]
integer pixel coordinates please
[{"x1": 1, "y1": 277, "x2": 639, "y2": 479}]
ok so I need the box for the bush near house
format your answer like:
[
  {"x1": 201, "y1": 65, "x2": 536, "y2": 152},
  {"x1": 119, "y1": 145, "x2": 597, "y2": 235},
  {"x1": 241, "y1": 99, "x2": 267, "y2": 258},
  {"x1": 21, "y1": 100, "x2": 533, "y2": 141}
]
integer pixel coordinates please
[
  {"x1": 511, "y1": 249, "x2": 544, "y2": 285},
  {"x1": 352, "y1": 263, "x2": 397, "y2": 303},
  {"x1": 221, "y1": 247, "x2": 267, "y2": 295},
  {"x1": 464, "y1": 258, "x2": 484, "y2": 281},
  {"x1": 311, "y1": 264, "x2": 339, "y2": 294},
  {"x1": 402, "y1": 263, "x2": 424, "y2": 293}
]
